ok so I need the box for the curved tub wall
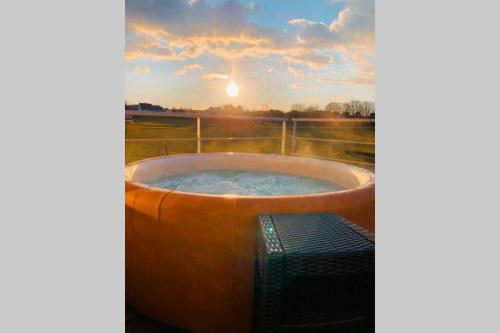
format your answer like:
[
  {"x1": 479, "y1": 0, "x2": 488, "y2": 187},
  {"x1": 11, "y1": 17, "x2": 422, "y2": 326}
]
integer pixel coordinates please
[
  {"x1": 125, "y1": 153, "x2": 373, "y2": 189},
  {"x1": 125, "y1": 153, "x2": 375, "y2": 333}
]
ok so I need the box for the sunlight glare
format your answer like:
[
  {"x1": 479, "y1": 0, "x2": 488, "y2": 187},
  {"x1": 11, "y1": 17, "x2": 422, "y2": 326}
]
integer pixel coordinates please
[{"x1": 226, "y1": 80, "x2": 239, "y2": 97}]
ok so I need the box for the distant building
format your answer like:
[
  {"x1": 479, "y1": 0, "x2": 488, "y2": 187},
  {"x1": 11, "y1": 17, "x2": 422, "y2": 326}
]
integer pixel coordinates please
[{"x1": 125, "y1": 104, "x2": 138, "y2": 111}]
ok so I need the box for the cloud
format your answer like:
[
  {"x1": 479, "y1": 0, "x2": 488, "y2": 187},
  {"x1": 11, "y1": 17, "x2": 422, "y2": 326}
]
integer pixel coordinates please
[
  {"x1": 288, "y1": 18, "x2": 310, "y2": 27},
  {"x1": 287, "y1": 66, "x2": 310, "y2": 77},
  {"x1": 290, "y1": 83, "x2": 306, "y2": 89},
  {"x1": 202, "y1": 72, "x2": 228, "y2": 80},
  {"x1": 246, "y1": 2, "x2": 258, "y2": 12},
  {"x1": 125, "y1": 19, "x2": 333, "y2": 68},
  {"x1": 125, "y1": 0, "x2": 349, "y2": 69},
  {"x1": 318, "y1": 73, "x2": 374, "y2": 87},
  {"x1": 290, "y1": 0, "x2": 374, "y2": 48},
  {"x1": 329, "y1": 7, "x2": 351, "y2": 31},
  {"x1": 133, "y1": 65, "x2": 151, "y2": 73},
  {"x1": 318, "y1": 47, "x2": 375, "y2": 88},
  {"x1": 125, "y1": 0, "x2": 374, "y2": 81},
  {"x1": 175, "y1": 63, "x2": 203, "y2": 76}
]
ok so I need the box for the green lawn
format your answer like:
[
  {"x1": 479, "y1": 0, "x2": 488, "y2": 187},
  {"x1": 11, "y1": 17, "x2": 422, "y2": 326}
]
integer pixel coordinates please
[{"x1": 125, "y1": 116, "x2": 375, "y2": 169}]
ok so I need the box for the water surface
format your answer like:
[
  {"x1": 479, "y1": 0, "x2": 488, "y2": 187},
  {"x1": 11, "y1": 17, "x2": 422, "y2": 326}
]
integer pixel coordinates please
[{"x1": 146, "y1": 169, "x2": 344, "y2": 196}]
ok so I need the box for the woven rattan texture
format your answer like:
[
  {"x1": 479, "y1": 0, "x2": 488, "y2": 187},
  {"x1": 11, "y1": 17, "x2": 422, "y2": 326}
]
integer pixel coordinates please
[{"x1": 255, "y1": 212, "x2": 375, "y2": 332}]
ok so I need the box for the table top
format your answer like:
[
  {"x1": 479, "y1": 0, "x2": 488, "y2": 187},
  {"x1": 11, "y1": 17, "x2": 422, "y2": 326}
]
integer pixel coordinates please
[{"x1": 259, "y1": 212, "x2": 375, "y2": 256}]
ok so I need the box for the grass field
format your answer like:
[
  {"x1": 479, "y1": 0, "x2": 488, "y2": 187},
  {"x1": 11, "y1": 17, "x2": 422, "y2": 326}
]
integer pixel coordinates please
[{"x1": 125, "y1": 115, "x2": 375, "y2": 169}]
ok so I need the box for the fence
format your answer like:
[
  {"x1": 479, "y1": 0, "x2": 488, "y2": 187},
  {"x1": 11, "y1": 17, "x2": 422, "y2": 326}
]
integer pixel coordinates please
[{"x1": 125, "y1": 111, "x2": 375, "y2": 168}]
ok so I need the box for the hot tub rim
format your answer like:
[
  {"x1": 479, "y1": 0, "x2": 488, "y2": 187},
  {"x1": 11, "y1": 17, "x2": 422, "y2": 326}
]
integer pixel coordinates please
[{"x1": 125, "y1": 152, "x2": 375, "y2": 200}]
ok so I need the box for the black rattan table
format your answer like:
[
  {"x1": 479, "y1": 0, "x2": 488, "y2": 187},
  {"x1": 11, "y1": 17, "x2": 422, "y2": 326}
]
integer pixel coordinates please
[{"x1": 254, "y1": 212, "x2": 375, "y2": 333}]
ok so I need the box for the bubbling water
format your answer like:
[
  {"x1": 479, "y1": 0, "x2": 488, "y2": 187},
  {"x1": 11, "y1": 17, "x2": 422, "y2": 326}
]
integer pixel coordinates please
[{"x1": 146, "y1": 170, "x2": 345, "y2": 196}]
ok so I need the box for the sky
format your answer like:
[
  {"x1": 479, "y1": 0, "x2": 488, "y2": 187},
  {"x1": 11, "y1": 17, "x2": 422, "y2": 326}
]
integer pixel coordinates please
[{"x1": 125, "y1": 0, "x2": 374, "y2": 111}]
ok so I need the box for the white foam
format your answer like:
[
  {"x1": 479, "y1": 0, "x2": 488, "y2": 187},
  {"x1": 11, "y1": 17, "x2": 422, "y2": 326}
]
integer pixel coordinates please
[{"x1": 146, "y1": 170, "x2": 345, "y2": 196}]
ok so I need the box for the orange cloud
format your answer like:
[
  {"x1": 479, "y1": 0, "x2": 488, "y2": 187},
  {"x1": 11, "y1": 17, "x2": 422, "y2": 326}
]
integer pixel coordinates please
[
  {"x1": 125, "y1": 20, "x2": 336, "y2": 69},
  {"x1": 287, "y1": 66, "x2": 310, "y2": 77},
  {"x1": 175, "y1": 64, "x2": 203, "y2": 76},
  {"x1": 133, "y1": 65, "x2": 151, "y2": 73},
  {"x1": 202, "y1": 72, "x2": 228, "y2": 80}
]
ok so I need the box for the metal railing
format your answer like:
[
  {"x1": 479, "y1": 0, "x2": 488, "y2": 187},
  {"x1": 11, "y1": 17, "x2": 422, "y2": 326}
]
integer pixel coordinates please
[
  {"x1": 290, "y1": 117, "x2": 375, "y2": 166},
  {"x1": 125, "y1": 111, "x2": 375, "y2": 167}
]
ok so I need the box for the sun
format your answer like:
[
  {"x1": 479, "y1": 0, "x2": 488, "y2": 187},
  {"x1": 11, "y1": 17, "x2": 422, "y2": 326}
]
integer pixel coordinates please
[{"x1": 226, "y1": 80, "x2": 239, "y2": 97}]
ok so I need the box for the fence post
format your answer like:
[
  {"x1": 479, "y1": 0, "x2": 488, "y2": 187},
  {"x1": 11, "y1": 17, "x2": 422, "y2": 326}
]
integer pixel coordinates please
[
  {"x1": 291, "y1": 120, "x2": 297, "y2": 155},
  {"x1": 281, "y1": 120, "x2": 286, "y2": 155},
  {"x1": 196, "y1": 117, "x2": 201, "y2": 153}
]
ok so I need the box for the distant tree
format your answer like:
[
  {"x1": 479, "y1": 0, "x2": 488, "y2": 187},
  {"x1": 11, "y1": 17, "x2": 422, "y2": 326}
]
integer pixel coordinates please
[
  {"x1": 250, "y1": 109, "x2": 285, "y2": 118},
  {"x1": 305, "y1": 104, "x2": 320, "y2": 112},
  {"x1": 125, "y1": 100, "x2": 374, "y2": 119},
  {"x1": 290, "y1": 103, "x2": 306, "y2": 112},
  {"x1": 287, "y1": 110, "x2": 301, "y2": 118},
  {"x1": 362, "y1": 101, "x2": 375, "y2": 117},
  {"x1": 205, "y1": 104, "x2": 245, "y2": 114},
  {"x1": 138, "y1": 102, "x2": 164, "y2": 111},
  {"x1": 324, "y1": 102, "x2": 342, "y2": 113}
]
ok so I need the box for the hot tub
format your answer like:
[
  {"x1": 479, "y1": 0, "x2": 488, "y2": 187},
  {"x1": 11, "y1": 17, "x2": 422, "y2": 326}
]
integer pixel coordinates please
[{"x1": 125, "y1": 153, "x2": 375, "y2": 333}]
